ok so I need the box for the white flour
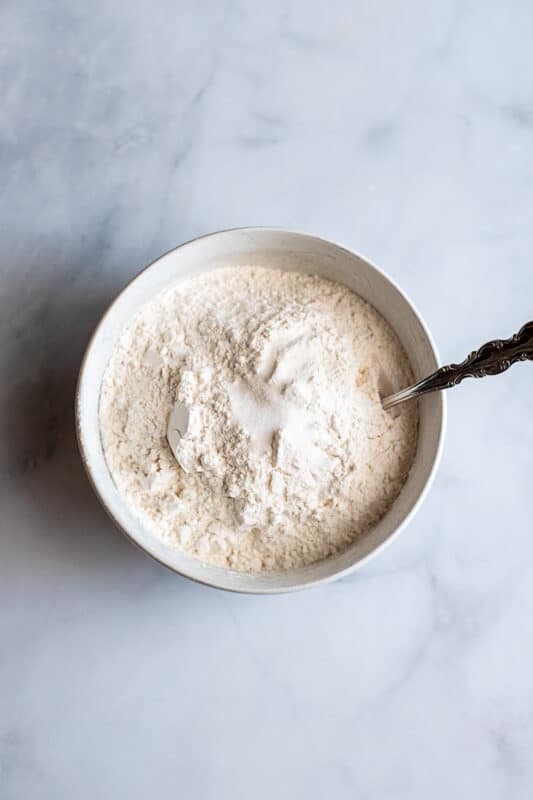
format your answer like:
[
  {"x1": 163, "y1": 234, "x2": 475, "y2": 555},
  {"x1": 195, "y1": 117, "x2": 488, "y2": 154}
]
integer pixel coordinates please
[{"x1": 99, "y1": 267, "x2": 418, "y2": 572}]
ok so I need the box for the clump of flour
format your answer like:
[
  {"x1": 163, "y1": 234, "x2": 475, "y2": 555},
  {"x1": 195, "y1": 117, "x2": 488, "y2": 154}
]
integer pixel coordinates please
[{"x1": 99, "y1": 267, "x2": 418, "y2": 572}]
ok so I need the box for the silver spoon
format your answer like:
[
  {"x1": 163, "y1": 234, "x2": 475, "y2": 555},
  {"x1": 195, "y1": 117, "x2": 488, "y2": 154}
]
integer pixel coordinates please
[{"x1": 382, "y1": 321, "x2": 533, "y2": 410}]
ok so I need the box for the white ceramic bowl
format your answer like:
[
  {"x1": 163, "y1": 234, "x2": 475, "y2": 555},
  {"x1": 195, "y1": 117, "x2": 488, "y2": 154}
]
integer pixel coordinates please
[{"x1": 76, "y1": 228, "x2": 445, "y2": 593}]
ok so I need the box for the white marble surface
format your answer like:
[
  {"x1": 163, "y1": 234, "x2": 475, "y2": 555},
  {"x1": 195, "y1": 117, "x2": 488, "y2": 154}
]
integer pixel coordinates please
[{"x1": 1, "y1": 1, "x2": 533, "y2": 797}]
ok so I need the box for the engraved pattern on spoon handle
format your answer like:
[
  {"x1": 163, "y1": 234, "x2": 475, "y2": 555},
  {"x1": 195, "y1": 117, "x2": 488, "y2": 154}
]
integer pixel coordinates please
[{"x1": 383, "y1": 321, "x2": 533, "y2": 409}]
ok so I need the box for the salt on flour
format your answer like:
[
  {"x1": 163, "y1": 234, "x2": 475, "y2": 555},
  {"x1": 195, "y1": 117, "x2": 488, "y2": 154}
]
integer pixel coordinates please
[{"x1": 99, "y1": 267, "x2": 418, "y2": 572}]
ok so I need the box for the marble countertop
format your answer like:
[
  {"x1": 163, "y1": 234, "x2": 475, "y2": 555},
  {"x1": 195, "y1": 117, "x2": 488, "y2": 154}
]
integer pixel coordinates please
[{"x1": 2, "y1": 2, "x2": 533, "y2": 797}]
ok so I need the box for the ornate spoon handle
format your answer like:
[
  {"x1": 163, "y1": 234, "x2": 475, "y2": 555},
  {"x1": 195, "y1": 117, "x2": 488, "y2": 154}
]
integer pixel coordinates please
[{"x1": 382, "y1": 321, "x2": 533, "y2": 410}]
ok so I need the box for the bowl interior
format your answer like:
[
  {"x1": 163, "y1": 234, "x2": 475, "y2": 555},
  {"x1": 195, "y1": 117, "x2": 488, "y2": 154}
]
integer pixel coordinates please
[{"x1": 77, "y1": 229, "x2": 444, "y2": 593}]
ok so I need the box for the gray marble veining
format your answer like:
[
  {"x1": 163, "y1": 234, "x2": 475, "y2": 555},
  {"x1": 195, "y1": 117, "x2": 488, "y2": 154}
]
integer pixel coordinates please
[{"x1": 1, "y1": 1, "x2": 533, "y2": 798}]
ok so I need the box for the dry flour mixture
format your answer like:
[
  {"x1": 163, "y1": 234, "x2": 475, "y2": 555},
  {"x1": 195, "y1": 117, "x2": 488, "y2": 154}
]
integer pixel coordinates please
[{"x1": 99, "y1": 267, "x2": 418, "y2": 572}]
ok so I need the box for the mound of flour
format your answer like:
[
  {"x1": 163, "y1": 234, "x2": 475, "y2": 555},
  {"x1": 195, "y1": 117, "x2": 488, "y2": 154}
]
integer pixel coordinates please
[{"x1": 99, "y1": 267, "x2": 418, "y2": 572}]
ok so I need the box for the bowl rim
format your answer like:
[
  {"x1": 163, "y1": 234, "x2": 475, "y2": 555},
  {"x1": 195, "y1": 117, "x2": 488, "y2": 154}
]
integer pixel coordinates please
[{"x1": 75, "y1": 226, "x2": 447, "y2": 593}]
